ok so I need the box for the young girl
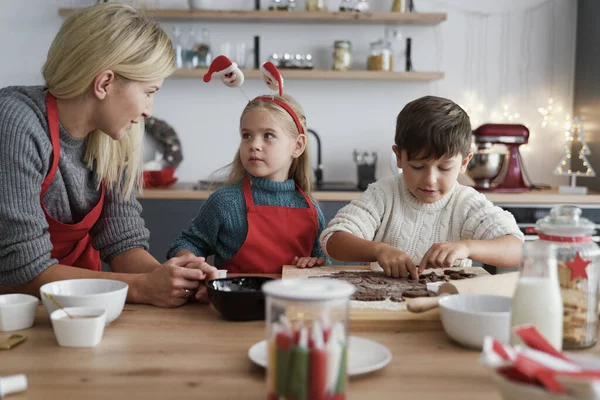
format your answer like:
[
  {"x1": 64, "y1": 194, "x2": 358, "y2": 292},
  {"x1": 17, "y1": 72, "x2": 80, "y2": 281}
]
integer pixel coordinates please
[{"x1": 168, "y1": 92, "x2": 328, "y2": 274}]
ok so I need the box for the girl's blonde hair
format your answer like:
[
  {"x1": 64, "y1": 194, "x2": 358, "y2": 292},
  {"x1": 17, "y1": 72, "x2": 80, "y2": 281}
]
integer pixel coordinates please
[
  {"x1": 227, "y1": 94, "x2": 313, "y2": 196},
  {"x1": 43, "y1": 3, "x2": 176, "y2": 199}
]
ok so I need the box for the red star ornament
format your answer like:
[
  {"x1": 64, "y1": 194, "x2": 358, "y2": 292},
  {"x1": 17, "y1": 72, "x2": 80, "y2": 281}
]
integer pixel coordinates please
[{"x1": 565, "y1": 251, "x2": 591, "y2": 281}]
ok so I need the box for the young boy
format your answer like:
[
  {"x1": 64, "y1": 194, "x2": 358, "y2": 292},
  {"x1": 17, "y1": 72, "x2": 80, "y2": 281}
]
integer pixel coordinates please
[{"x1": 320, "y1": 95, "x2": 523, "y2": 279}]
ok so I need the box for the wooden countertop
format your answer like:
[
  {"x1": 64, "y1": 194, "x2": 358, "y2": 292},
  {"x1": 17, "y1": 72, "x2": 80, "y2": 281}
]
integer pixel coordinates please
[
  {"x1": 138, "y1": 182, "x2": 600, "y2": 205},
  {"x1": 0, "y1": 302, "x2": 501, "y2": 399},
  {"x1": 5, "y1": 287, "x2": 600, "y2": 400}
]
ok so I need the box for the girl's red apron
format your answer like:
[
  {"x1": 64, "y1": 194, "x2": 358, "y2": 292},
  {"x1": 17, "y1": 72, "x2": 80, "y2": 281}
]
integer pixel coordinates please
[
  {"x1": 221, "y1": 176, "x2": 318, "y2": 274},
  {"x1": 41, "y1": 93, "x2": 104, "y2": 271}
]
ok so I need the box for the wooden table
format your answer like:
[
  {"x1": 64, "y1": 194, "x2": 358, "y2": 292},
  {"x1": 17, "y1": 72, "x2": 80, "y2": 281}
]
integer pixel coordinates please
[{"x1": 2, "y1": 300, "x2": 598, "y2": 399}]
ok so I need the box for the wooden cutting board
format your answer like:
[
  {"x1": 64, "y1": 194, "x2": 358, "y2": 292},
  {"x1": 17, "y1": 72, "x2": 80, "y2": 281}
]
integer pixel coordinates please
[{"x1": 281, "y1": 265, "x2": 514, "y2": 329}]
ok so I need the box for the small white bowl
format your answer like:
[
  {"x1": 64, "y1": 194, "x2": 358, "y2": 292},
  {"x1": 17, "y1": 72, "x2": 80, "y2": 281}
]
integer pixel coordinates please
[
  {"x1": 40, "y1": 279, "x2": 128, "y2": 325},
  {"x1": 50, "y1": 307, "x2": 106, "y2": 347},
  {"x1": 0, "y1": 294, "x2": 39, "y2": 331},
  {"x1": 438, "y1": 294, "x2": 511, "y2": 350}
]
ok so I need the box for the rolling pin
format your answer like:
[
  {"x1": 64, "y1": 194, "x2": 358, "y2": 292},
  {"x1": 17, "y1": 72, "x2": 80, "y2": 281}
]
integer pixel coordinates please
[{"x1": 407, "y1": 272, "x2": 519, "y2": 313}]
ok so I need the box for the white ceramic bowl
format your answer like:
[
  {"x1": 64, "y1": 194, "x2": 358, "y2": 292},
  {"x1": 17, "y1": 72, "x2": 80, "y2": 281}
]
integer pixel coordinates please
[
  {"x1": 0, "y1": 294, "x2": 39, "y2": 331},
  {"x1": 50, "y1": 307, "x2": 106, "y2": 348},
  {"x1": 40, "y1": 279, "x2": 128, "y2": 325},
  {"x1": 438, "y1": 294, "x2": 511, "y2": 350}
]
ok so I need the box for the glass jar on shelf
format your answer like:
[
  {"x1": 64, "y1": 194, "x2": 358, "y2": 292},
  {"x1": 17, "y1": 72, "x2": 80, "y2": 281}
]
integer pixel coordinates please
[
  {"x1": 262, "y1": 278, "x2": 355, "y2": 400},
  {"x1": 354, "y1": 0, "x2": 370, "y2": 12},
  {"x1": 391, "y1": 0, "x2": 407, "y2": 12},
  {"x1": 367, "y1": 39, "x2": 393, "y2": 71},
  {"x1": 332, "y1": 40, "x2": 352, "y2": 71},
  {"x1": 306, "y1": 0, "x2": 326, "y2": 11},
  {"x1": 269, "y1": 0, "x2": 289, "y2": 10},
  {"x1": 535, "y1": 205, "x2": 600, "y2": 349},
  {"x1": 191, "y1": 28, "x2": 212, "y2": 68},
  {"x1": 339, "y1": 0, "x2": 355, "y2": 12}
]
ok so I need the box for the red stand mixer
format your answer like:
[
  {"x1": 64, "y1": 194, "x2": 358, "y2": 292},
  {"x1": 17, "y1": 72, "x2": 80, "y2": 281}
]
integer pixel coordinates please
[{"x1": 467, "y1": 124, "x2": 531, "y2": 192}]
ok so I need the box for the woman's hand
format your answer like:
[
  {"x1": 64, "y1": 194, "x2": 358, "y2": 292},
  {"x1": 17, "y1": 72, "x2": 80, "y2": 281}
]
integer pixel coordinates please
[
  {"x1": 294, "y1": 257, "x2": 326, "y2": 268},
  {"x1": 140, "y1": 254, "x2": 219, "y2": 308}
]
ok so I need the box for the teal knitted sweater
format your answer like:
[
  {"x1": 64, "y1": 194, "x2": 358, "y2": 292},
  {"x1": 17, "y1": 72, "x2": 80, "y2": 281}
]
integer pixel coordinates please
[{"x1": 167, "y1": 176, "x2": 327, "y2": 267}]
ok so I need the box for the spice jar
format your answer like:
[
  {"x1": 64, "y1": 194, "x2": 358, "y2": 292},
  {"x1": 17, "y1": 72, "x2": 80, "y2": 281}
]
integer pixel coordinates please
[
  {"x1": 262, "y1": 278, "x2": 355, "y2": 400},
  {"x1": 535, "y1": 205, "x2": 600, "y2": 349},
  {"x1": 367, "y1": 39, "x2": 393, "y2": 71},
  {"x1": 391, "y1": 0, "x2": 407, "y2": 12},
  {"x1": 339, "y1": 0, "x2": 354, "y2": 11},
  {"x1": 306, "y1": 0, "x2": 326, "y2": 11},
  {"x1": 269, "y1": 0, "x2": 289, "y2": 10},
  {"x1": 332, "y1": 40, "x2": 352, "y2": 71}
]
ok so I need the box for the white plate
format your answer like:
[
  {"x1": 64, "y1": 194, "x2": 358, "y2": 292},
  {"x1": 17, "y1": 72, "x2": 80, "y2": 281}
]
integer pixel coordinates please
[{"x1": 248, "y1": 336, "x2": 392, "y2": 376}]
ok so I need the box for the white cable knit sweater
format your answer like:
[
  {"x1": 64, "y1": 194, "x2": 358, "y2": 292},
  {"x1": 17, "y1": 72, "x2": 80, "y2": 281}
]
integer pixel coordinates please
[{"x1": 320, "y1": 174, "x2": 524, "y2": 265}]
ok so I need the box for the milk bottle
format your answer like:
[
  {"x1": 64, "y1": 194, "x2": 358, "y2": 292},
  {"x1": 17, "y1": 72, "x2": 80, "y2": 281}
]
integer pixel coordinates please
[{"x1": 510, "y1": 241, "x2": 563, "y2": 350}]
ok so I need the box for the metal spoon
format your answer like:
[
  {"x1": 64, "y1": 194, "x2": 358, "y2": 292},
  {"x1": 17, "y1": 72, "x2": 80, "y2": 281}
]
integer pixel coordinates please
[{"x1": 44, "y1": 293, "x2": 73, "y2": 319}]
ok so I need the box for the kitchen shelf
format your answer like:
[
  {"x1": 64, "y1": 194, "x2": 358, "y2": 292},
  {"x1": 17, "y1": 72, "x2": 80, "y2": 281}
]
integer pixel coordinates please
[
  {"x1": 58, "y1": 8, "x2": 447, "y2": 25},
  {"x1": 173, "y1": 68, "x2": 444, "y2": 81}
]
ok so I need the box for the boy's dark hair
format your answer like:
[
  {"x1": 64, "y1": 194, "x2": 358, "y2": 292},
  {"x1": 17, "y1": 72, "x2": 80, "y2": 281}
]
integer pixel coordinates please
[{"x1": 395, "y1": 95, "x2": 472, "y2": 161}]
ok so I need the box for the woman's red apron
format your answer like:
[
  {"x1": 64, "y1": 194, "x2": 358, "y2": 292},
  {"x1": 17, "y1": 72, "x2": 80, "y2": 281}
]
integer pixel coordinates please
[
  {"x1": 41, "y1": 93, "x2": 104, "y2": 271},
  {"x1": 221, "y1": 177, "x2": 318, "y2": 274}
]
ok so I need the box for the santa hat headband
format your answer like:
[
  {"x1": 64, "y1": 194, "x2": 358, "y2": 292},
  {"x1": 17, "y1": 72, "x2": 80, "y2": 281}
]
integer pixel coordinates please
[{"x1": 203, "y1": 55, "x2": 304, "y2": 134}]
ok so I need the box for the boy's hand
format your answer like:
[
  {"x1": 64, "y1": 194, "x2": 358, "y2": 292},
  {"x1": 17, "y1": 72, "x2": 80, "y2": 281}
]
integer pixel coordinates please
[
  {"x1": 294, "y1": 257, "x2": 326, "y2": 268},
  {"x1": 418, "y1": 241, "x2": 471, "y2": 273},
  {"x1": 375, "y1": 244, "x2": 418, "y2": 279}
]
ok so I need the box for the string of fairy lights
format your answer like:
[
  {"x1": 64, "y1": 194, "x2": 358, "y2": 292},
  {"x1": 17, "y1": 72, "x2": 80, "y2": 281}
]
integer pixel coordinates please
[{"x1": 430, "y1": 0, "x2": 593, "y2": 179}]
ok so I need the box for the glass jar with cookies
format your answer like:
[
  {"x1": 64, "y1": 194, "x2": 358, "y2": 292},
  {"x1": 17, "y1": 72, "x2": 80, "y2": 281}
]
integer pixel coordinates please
[{"x1": 535, "y1": 205, "x2": 600, "y2": 349}]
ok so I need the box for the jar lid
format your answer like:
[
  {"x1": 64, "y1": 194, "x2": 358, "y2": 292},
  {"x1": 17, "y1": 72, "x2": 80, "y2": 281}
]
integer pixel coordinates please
[
  {"x1": 536, "y1": 205, "x2": 596, "y2": 237},
  {"x1": 334, "y1": 40, "x2": 351, "y2": 49},
  {"x1": 262, "y1": 278, "x2": 355, "y2": 301}
]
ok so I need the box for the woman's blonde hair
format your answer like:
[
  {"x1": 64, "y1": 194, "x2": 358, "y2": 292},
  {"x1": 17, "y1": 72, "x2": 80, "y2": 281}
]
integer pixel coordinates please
[
  {"x1": 43, "y1": 3, "x2": 176, "y2": 199},
  {"x1": 227, "y1": 94, "x2": 313, "y2": 196}
]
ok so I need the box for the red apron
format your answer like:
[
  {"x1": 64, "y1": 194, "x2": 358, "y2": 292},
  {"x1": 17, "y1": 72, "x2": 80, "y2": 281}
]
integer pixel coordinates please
[
  {"x1": 221, "y1": 176, "x2": 318, "y2": 274},
  {"x1": 40, "y1": 93, "x2": 104, "y2": 271}
]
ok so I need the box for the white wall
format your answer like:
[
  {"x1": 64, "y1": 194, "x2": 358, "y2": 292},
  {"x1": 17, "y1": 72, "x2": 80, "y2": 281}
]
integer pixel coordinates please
[{"x1": 0, "y1": 0, "x2": 577, "y2": 187}]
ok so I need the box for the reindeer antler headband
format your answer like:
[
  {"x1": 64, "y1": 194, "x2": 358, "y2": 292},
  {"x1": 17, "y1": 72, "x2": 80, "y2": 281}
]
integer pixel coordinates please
[{"x1": 203, "y1": 55, "x2": 303, "y2": 134}]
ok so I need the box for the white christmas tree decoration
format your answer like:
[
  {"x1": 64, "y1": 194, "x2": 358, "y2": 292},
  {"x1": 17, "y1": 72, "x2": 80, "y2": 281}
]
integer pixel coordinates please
[{"x1": 555, "y1": 117, "x2": 595, "y2": 194}]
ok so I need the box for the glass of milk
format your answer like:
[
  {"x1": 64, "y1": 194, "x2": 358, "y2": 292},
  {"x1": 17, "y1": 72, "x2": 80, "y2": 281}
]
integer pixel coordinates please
[{"x1": 510, "y1": 241, "x2": 564, "y2": 350}]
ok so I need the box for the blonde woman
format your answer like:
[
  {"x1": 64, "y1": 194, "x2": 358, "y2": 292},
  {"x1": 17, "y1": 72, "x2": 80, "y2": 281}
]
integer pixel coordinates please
[
  {"x1": 168, "y1": 94, "x2": 328, "y2": 284},
  {"x1": 0, "y1": 3, "x2": 217, "y2": 307}
]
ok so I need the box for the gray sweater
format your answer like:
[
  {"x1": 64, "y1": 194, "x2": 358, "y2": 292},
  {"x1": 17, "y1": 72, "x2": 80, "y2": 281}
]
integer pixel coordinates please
[{"x1": 0, "y1": 86, "x2": 150, "y2": 287}]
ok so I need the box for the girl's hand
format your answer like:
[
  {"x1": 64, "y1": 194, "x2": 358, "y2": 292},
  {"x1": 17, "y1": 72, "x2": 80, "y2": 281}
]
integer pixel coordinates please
[
  {"x1": 418, "y1": 241, "x2": 471, "y2": 273},
  {"x1": 294, "y1": 257, "x2": 326, "y2": 268}
]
